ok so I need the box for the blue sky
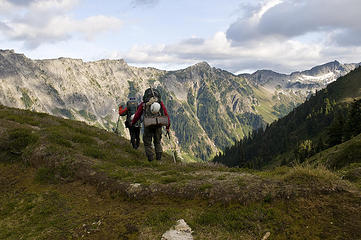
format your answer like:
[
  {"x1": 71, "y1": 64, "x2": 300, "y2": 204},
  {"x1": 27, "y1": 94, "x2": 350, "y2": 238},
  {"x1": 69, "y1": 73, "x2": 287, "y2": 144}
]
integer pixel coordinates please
[{"x1": 1, "y1": 0, "x2": 361, "y2": 73}]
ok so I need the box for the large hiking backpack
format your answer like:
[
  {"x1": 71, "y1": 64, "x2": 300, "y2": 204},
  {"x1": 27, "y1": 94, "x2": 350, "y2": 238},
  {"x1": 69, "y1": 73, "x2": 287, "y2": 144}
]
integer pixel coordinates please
[
  {"x1": 143, "y1": 88, "x2": 168, "y2": 127},
  {"x1": 126, "y1": 99, "x2": 140, "y2": 128}
]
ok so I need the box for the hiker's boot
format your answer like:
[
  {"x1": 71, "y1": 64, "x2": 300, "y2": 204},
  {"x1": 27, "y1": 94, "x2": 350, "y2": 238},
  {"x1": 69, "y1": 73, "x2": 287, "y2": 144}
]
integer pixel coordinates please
[
  {"x1": 131, "y1": 138, "x2": 137, "y2": 149},
  {"x1": 135, "y1": 139, "x2": 140, "y2": 149},
  {"x1": 147, "y1": 154, "x2": 154, "y2": 162},
  {"x1": 156, "y1": 152, "x2": 162, "y2": 161}
]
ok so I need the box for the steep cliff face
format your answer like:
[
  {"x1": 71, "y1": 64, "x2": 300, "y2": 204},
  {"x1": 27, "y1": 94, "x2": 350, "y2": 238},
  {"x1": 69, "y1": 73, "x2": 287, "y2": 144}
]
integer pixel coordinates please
[
  {"x1": 0, "y1": 49, "x2": 358, "y2": 160},
  {"x1": 0, "y1": 50, "x2": 164, "y2": 138}
]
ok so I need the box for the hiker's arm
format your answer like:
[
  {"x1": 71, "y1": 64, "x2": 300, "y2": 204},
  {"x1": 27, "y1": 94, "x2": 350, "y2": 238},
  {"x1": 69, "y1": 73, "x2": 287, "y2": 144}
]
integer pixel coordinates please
[
  {"x1": 160, "y1": 101, "x2": 170, "y2": 130},
  {"x1": 131, "y1": 102, "x2": 143, "y2": 125},
  {"x1": 119, "y1": 106, "x2": 128, "y2": 116}
]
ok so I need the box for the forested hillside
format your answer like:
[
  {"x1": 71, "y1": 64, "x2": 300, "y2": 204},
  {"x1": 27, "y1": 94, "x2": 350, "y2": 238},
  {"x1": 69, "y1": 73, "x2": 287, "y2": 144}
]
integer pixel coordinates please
[
  {"x1": 1, "y1": 104, "x2": 361, "y2": 239},
  {"x1": 1, "y1": 49, "x2": 358, "y2": 161},
  {"x1": 214, "y1": 66, "x2": 361, "y2": 168}
]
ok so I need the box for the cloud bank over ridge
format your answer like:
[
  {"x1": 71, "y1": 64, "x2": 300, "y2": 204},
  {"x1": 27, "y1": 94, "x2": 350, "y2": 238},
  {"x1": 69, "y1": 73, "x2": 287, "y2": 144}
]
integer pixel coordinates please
[{"x1": 1, "y1": 0, "x2": 360, "y2": 74}]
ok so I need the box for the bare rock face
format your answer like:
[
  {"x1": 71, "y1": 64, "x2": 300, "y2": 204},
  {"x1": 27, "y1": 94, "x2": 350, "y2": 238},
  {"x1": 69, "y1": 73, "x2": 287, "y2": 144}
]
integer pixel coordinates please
[
  {"x1": 0, "y1": 49, "x2": 359, "y2": 160},
  {"x1": 161, "y1": 219, "x2": 193, "y2": 240}
]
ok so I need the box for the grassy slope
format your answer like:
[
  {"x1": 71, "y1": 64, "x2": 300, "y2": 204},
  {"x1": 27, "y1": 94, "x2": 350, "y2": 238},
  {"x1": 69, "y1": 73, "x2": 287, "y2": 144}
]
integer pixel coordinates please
[
  {"x1": 1, "y1": 105, "x2": 361, "y2": 239},
  {"x1": 307, "y1": 133, "x2": 361, "y2": 188}
]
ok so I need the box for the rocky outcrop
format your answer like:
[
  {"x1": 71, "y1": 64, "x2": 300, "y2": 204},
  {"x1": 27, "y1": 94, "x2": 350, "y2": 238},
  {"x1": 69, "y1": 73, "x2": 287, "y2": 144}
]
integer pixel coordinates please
[
  {"x1": 0, "y1": 49, "x2": 358, "y2": 160},
  {"x1": 161, "y1": 219, "x2": 193, "y2": 240}
]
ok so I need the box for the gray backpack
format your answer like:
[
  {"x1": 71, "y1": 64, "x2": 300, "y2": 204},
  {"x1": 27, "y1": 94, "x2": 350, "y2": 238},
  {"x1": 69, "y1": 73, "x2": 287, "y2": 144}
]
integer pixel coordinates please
[{"x1": 143, "y1": 88, "x2": 168, "y2": 127}]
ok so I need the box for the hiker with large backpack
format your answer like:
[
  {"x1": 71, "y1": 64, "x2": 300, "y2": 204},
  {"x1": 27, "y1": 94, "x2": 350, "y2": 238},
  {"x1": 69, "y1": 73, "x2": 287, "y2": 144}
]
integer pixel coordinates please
[
  {"x1": 119, "y1": 96, "x2": 141, "y2": 149},
  {"x1": 131, "y1": 88, "x2": 170, "y2": 162}
]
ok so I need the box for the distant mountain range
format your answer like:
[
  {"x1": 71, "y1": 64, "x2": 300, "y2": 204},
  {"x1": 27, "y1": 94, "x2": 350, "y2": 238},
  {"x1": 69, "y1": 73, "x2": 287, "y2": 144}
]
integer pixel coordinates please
[
  {"x1": 241, "y1": 60, "x2": 359, "y2": 93},
  {"x1": 214, "y1": 65, "x2": 361, "y2": 168},
  {"x1": 0, "y1": 49, "x2": 359, "y2": 160}
]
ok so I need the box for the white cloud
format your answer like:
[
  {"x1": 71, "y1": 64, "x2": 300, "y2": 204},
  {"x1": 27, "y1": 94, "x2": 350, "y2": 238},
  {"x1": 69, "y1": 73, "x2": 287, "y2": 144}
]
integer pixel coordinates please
[
  {"x1": 119, "y1": 0, "x2": 361, "y2": 73},
  {"x1": 3, "y1": 0, "x2": 38, "y2": 6},
  {"x1": 121, "y1": 30, "x2": 361, "y2": 74},
  {"x1": 2, "y1": 0, "x2": 360, "y2": 74},
  {"x1": 227, "y1": 0, "x2": 361, "y2": 46},
  {"x1": 0, "y1": 0, "x2": 122, "y2": 48}
]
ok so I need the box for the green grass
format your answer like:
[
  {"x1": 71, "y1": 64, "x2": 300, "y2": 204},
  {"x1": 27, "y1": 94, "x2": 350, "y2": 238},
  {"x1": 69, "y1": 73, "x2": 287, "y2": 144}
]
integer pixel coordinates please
[
  {"x1": 145, "y1": 208, "x2": 181, "y2": 232},
  {"x1": 8, "y1": 128, "x2": 39, "y2": 154},
  {"x1": 2, "y1": 113, "x2": 40, "y2": 126},
  {"x1": 308, "y1": 133, "x2": 361, "y2": 169},
  {"x1": 83, "y1": 146, "x2": 106, "y2": 159},
  {"x1": 339, "y1": 163, "x2": 361, "y2": 188},
  {"x1": 35, "y1": 164, "x2": 74, "y2": 184},
  {"x1": 282, "y1": 164, "x2": 340, "y2": 184},
  {"x1": 0, "y1": 187, "x2": 73, "y2": 240},
  {"x1": 256, "y1": 163, "x2": 342, "y2": 187},
  {"x1": 1, "y1": 105, "x2": 361, "y2": 239},
  {"x1": 194, "y1": 204, "x2": 276, "y2": 234},
  {"x1": 199, "y1": 183, "x2": 213, "y2": 191},
  {"x1": 160, "y1": 176, "x2": 178, "y2": 184}
]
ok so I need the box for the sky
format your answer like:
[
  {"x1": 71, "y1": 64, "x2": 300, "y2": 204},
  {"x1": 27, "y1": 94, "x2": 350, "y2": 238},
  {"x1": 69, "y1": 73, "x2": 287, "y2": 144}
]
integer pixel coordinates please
[{"x1": 1, "y1": 0, "x2": 361, "y2": 74}]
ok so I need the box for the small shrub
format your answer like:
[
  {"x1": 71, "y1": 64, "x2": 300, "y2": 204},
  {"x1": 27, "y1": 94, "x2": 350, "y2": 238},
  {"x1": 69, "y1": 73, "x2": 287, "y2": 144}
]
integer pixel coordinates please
[{"x1": 8, "y1": 128, "x2": 39, "y2": 154}]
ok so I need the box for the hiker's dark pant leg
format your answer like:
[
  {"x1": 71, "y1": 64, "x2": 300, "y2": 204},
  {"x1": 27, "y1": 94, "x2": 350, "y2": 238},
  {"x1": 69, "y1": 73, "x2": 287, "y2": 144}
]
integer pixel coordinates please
[
  {"x1": 154, "y1": 127, "x2": 162, "y2": 158},
  {"x1": 129, "y1": 127, "x2": 135, "y2": 148},
  {"x1": 130, "y1": 127, "x2": 140, "y2": 149},
  {"x1": 134, "y1": 127, "x2": 140, "y2": 148},
  {"x1": 143, "y1": 127, "x2": 154, "y2": 161}
]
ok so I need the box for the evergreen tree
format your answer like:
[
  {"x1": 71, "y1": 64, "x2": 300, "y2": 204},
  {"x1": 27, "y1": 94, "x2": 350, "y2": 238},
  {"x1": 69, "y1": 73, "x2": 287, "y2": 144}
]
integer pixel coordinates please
[
  {"x1": 327, "y1": 113, "x2": 345, "y2": 146},
  {"x1": 344, "y1": 99, "x2": 361, "y2": 140}
]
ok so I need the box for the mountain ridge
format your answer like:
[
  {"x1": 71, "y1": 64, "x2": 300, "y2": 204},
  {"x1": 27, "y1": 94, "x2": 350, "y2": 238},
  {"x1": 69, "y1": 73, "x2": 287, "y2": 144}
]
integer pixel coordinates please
[
  {"x1": 214, "y1": 65, "x2": 361, "y2": 168},
  {"x1": 0, "y1": 49, "x2": 359, "y2": 160}
]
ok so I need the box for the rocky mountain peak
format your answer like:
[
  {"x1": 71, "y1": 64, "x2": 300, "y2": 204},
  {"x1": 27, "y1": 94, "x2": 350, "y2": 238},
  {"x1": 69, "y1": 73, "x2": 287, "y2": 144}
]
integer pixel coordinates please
[
  {"x1": 191, "y1": 61, "x2": 211, "y2": 70},
  {"x1": 0, "y1": 49, "x2": 15, "y2": 54},
  {"x1": 306, "y1": 60, "x2": 341, "y2": 75},
  {"x1": 0, "y1": 49, "x2": 359, "y2": 161},
  {"x1": 250, "y1": 70, "x2": 285, "y2": 85},
  {"x1": 289, "y1": 60, "x2": 344, "y2": 78}
]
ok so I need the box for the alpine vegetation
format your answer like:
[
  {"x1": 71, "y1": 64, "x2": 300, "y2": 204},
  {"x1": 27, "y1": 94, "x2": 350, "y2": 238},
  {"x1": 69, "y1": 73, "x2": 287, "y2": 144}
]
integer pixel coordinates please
[{"x1": 0, "y1": 49, "x2": 359, "y2": 161}]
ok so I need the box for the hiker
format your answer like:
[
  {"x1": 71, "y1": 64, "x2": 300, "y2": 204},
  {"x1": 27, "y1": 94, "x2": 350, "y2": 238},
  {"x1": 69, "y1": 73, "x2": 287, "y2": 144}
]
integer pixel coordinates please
[
  {"x1": 131, "y1": 88, "x2": 170, "y2": 161},
  {"x1": 119, "y1": 96, "x2": 141, "y2": 149}
]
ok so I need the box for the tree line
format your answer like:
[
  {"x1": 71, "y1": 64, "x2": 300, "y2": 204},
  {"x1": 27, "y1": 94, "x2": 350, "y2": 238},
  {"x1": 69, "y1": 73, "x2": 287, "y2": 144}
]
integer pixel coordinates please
[{"x1": 214, "y1": 87, "x2": 361, "y2": 169}]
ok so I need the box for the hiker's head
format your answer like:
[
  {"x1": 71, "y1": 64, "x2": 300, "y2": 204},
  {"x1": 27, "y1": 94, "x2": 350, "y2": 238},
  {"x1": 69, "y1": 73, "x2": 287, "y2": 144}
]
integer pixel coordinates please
[
  {"x1": 143, "y1": 87, "x2": 161, "y2": 102},
  {"x1": 150, "y1": 102, "x2": 161, "y2": 114}
]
